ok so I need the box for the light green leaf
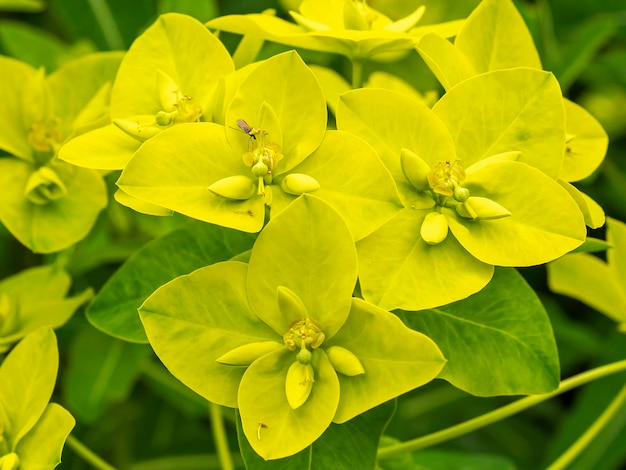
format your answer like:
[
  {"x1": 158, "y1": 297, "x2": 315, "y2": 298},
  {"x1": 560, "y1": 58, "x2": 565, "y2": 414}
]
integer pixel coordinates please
[
  {"x1": 247, "y1": 196, "x2": 356, "y2": 339},
  {"x1": 63, "y1": 325, "x2": 150, "y2": 423},
  {"x1": 0, "y1": 55, "x2": 38, "y2": 161},
  {"x1": 309, "y1": 64, "x2": 350, "y2": 115},
  {"x1": 328, "y1": 298, "x2": 445, "y2": 423},
  {"x1": 226, "y1": 51, "x2": 326, "y2": 173},
  {"x1": 88, "y1": 220, "x2": 255, "y2": 343},
  {"x1": 405, "y1": 268, "x2": 560, "y2": 396},
  {"x1": 238, "y1": 348, "x2": 340, "y2": 460},
  {"x1": 15, "y1": 403, "x2": 75, "y2": 470},
  {"x1": 111, "y1": 13, "x2": 233, "y2": 119},
  {"x1": 447, "y1": 161, "x2": 586, "y2": 266},
  {"x1": 548, "y1": 252, "x2": 626, "y2": 324},
  {"x1": 59, "y1": 124, "x2": 141, "y2": 170},
  {"x1": 337, "y1": 88, "x2": 456, "y2": 205},
  {"x1": 454, "y1": 0, "x2": 541, "y2": 73},
  {"x1": 364, "y1": 71, "x2": 430, "y2": 104},
  {"x1": 560, "y1": 98, "x2": 608, "y2": 182},
  {"x1": 416, "y1": 33, "x2": 476, "y2": 91},
  {"x1": 140, "y1": 262, "x2": 278, "y2": 408},
  {"x1": 0, "y1": 327, "x2": 57, "y2": 448},
  {"x1": 432, "y1": 68, "x2": 565, "y2": 178},
  {"x1": 238, "y1": 400, "x2": 396, "y2": 470},
  {"x1": 0, "y1": 0, "x2": 44, "y2": 12},
  {"x1": 0, "y1": 159, "x2": 107, "y2": 253},
  {"x1": 558, "y1": 181, "x2": 605, "y2": 229},
  {"x1": 356, "y1": 208, "x2": 494, "y2": 311},
  {"x1": 46, "y1": 51, "x2": 123, "y2": 138},
  {"x1": 117, "y1": 122, "x2": 265, "y2": 232},
  {"x1": 271, "y1": 130, "x2": 402, "y2": 241},
  {"x1": 607, "y1": 218, "x2": 626, "y2": 291},
  {"x1": 0, "y1": 265, "x2": 92, "y2": 352}
]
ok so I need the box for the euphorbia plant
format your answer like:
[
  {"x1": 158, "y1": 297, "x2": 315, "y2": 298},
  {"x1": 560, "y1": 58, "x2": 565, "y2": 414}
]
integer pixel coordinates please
[
  {"x1": 0, "y1": 0, "x2": 624, "y2": 469},
  {"x1": 139, "y1": 196, "x2": 445, "y2": 459}
]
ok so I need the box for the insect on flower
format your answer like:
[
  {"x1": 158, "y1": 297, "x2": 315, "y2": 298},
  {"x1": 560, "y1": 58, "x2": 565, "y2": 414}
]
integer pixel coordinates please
[{"x1": 234, "y1": 119, "x2": 267, "y2": 140}]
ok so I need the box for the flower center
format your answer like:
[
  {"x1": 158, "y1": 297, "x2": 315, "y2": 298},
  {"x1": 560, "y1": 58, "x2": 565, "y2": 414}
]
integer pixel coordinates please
[
  {"x1": 427, "y1": 160, "x2": 468, "y2": 203},
  {"x1": 27, "y1": 117, "x2": 62, "y2": 162},
  {"x1": 283, "y1": 318, "x2": 325, "y2": 355},
  {"x1": 240, "y1": 120, "x2": 283, "y2": 196}
]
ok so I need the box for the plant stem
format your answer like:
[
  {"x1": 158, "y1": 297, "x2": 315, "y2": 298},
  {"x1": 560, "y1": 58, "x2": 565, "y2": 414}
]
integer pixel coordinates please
[
  {"x1": 209, "y1": 402, "x2": 234, "y2": 470},
  {"x1": 66, "y1": 434, "x2": 118, "y2": 470},
  {"x1": 378, "y1": 359, "x2": 626, "y2": 459},
  {"x1": 351, "y1": 57, "x2": 365, "y2": 88},
  {"x1": 546, "y1": 383, "x2": 626, "y2": 470}
]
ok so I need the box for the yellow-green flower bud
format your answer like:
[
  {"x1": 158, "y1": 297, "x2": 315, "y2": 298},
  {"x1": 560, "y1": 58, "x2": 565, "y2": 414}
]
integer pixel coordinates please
[
  {"x1": 400, "y1": 148, "x2": 431, "y2": 192},
  {"x1": 453, "y1": 187, "x2": 470, "y2": 202},
  {"x1": 327, "y1": 346, "x2": 365, "y2": 376},
  {"x1": 456, "y1": 196, "x2": 512, "y2": 220},
  {"x1": 280, "y1": 174, "x2": 320, "y2": 196},
  {"x1": 209, "y1": 175, "x2": 256, "y2": 200},
  {"x1": 297, "y1": 348, "x2": 312, "y2": 365},
  {"x1": 285, "y1": 361, "x2": 314, "y2": 409},
  {"x1": 24, "y1": 166, "x2": 67, "y2": 205},
  {"x1": 0, "y1": 453, "x2": 19, "y2": 470},
  {"x1": 155, "y1": 111, "x2": 173, "y2": 126},
  {"x1": 251, "y1": 161, "x2": 269, "y2": 177},
  {"x1": 420, "y1": 212, "x2": 448, "y2": 245},
  {"x1": 113, "y1": 117, "x2": 162, "y2": 142},
  {"x1": 216, "y1": 341, "x2": 283, "y2": 366}
]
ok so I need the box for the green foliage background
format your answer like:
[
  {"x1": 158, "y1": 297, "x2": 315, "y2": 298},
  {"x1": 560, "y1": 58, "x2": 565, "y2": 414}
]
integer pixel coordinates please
[{"x1": 0, "y1": 0, "x2": 625, "y2": 469}]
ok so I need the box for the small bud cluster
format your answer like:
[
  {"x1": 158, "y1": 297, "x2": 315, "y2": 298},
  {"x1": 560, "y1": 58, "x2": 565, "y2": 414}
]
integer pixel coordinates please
[{"x1": 283, "y1": 318, "x2": 325, "y2": 352}]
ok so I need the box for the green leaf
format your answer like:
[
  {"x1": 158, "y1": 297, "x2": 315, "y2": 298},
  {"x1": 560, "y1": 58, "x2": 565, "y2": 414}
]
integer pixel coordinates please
[
  {"x1": 0, "y1": 0, "x2": 44, "y2": 12},
  {"x1": 446, "y1": 161, "x2": 586, "y2": 266},
  {"x1": 356, "y1": 208, "x2": 494, "y2": 311},
  {"x1": 225, "y1": 51, "x2": 326, "y2": 173},
  {"x1": 63, "y1": 325, "x2": 151, "y2": 423},
  {"x1": 140, "y1": 261, "x2": 278, "y2": 408},
  {"x1": 239, "y1": 400, "x2": 396, "y2": 470},
  {"x1": 111, "y1": 13, "x2": 233, "y2": 119},
  {"x1": 454, "y1": 0, "x2": 541, "y2": 73},
  {"x1": 411, "y1": 449, "x2": 516, "y2": 470},
  {"x1": 404, "y1": 268, "x2": 560, "y2": 396},
  {"x1": 0, "y1": 265, "x2": 92, "y2": 352},
  {"x1": 0, "y1": 327, "x2": 57, "y2": 448},
  {"x1": 337, "y1": 88, "x2": 456, "y2": 205},
  {"x1": 0, "y1": 55, "x2": 38, "y2": 161},
  {"x1": 416, "y1": 32, "x2": 476, "y2": 91},
  {"x1": 117, "y1": 122, "x2": 265, "y2": 232},
  {"x1": 247, "y1": 196, "x2": 356, "y2": 339},
  {"x1": 309, "y1": 64, "x2": 350, "y2": 115},
  {"x1": 87, "y1": 220, "x2": 255, "y2": 343},
  {"x1": 238, "y1": 348, "x2": 340, "y2": 460},
  {"x1": 59, "y1": 124, "x2": 142, "y2": 170},
  {"x1": 548, "y1": 252, "x2": 626, "y2": 324},
  {"x1": 46, "y1": 51, "x2": 123, "y2": 138},
  {"x1": 432, "y1": 68, "x2": 565, "y2": 178},
  {"x1": 327, "y1": 298, "x2": 445, "y2": 423},
  {"x1": 0, "y1": 159, "x2": 107, "y2": 253},
  {"x1": 560, "y1": 98, "x2": 608, "y2": 182},
  {"x1": 571, "y1": 237, "x2": 612, "y2": 254},
  {"x1": 15, "y1": 403, "x2": 75, "y2": 470},
  {"x1": 0, "y1": 21, "x2": 95, "y2": 73},
  {"x1": 558, "y1": 181, "x2": 605, "y2": 229},
  {"x1": 270, "y1": 130, "x2": 403, "y2": 241},
  {"x1": 607, "y1": 217, "x2": 626, "y2": 282}
]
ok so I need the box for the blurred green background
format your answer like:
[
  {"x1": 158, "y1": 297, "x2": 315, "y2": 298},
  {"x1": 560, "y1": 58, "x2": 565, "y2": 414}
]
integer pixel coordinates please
[{"x1": 0, "y1": 1, "x2": 625, "y2": 469}]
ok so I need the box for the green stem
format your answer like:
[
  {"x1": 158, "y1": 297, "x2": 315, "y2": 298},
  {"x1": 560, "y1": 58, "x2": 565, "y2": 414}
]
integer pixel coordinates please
[
  {"x1": 210, "y1": 402, "x2": 234, "y2": 470},
  {"x1": 378, "y1": 359, "x2": 626, "y2": 459},
  {"x1": 66, "y1": 434, "x2": 118, "y2": 470},
  {"x1": 351, "y1": 57, "x2": 365, "y2": 89},
  {"x1": 546, "y1": 383, "x2": 626, "y2": 470}
]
